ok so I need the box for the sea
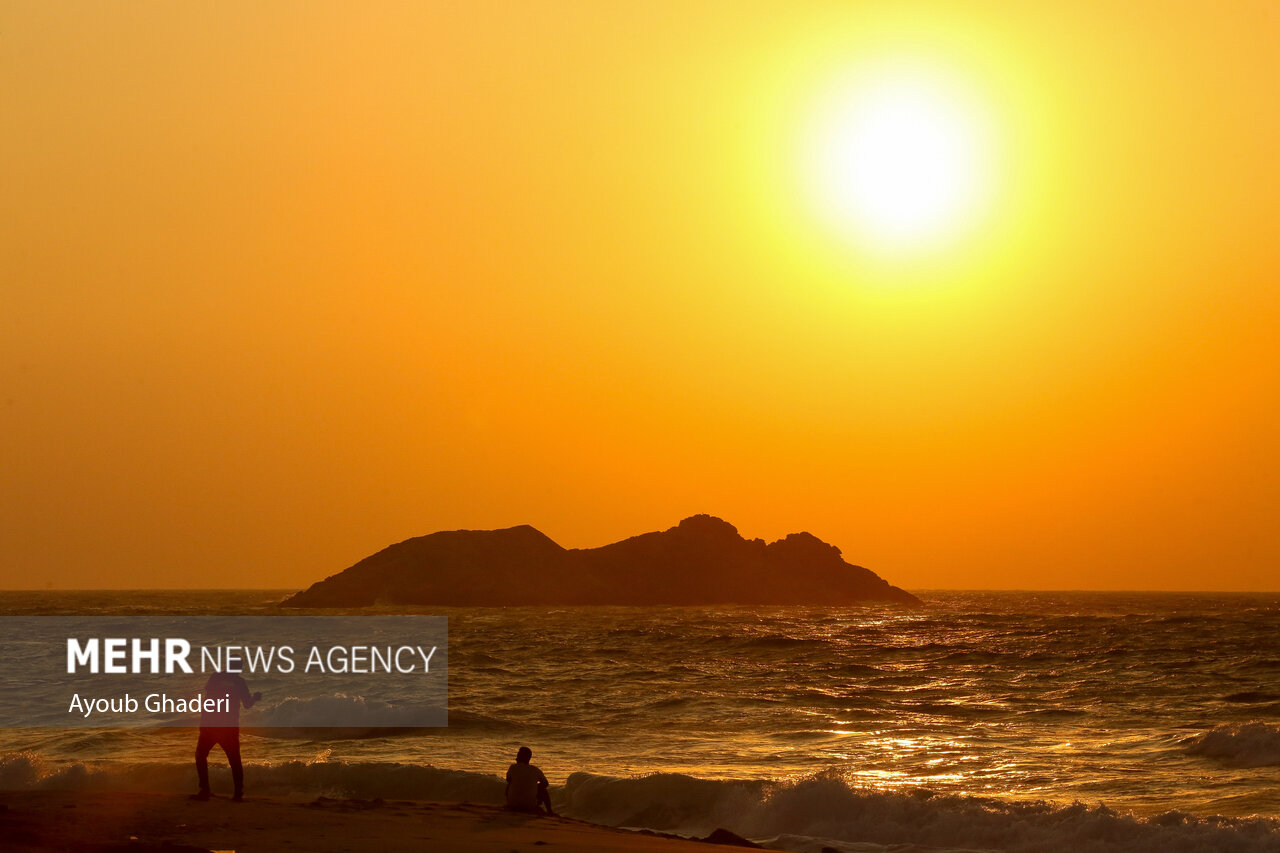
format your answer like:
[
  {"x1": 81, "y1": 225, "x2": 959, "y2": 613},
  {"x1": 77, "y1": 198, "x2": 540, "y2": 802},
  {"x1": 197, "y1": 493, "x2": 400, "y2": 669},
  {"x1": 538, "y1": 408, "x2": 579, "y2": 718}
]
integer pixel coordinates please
[{"x1": 2, "y1": 590, "x2": 1279, "y2": 853}]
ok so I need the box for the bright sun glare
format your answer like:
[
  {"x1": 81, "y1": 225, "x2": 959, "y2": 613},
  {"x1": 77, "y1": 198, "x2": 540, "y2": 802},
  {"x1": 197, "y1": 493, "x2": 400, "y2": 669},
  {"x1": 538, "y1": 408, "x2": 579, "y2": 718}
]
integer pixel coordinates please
[{"x1": 804, "y1": 67, "x2": 992, "y2": 253}]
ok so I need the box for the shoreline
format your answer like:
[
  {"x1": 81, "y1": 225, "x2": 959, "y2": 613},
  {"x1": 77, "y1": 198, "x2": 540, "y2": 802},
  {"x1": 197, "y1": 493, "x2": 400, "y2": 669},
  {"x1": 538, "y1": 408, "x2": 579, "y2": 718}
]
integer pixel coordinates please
[{"x1": 0, "y1": 790, "x2": 753, "y2": 853}]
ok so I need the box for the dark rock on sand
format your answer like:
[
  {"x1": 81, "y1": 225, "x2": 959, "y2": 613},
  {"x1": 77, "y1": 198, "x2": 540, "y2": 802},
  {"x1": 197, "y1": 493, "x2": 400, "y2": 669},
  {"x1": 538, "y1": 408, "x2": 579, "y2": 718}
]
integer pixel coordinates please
[{"x1": 698, "y1": 827, "x2": 762, "y2": 847}]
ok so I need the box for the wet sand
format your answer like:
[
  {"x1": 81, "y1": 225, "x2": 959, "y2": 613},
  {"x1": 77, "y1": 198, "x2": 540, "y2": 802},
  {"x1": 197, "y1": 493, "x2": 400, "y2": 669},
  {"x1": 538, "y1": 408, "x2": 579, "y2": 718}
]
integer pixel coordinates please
[{"x1": 0, "y1": 790, "x2": 749, "y2": 852}]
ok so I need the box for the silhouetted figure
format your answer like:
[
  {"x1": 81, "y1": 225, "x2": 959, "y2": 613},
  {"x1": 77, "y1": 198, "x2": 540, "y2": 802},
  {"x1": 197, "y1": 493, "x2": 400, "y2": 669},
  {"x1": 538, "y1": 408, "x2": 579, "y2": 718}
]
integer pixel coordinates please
[
  {"x1": 191, "y1": 670, "x2": 260, "y2": 802},
  {"x1": 505, "y1": 746, "x2": 555, "y2": 816}
]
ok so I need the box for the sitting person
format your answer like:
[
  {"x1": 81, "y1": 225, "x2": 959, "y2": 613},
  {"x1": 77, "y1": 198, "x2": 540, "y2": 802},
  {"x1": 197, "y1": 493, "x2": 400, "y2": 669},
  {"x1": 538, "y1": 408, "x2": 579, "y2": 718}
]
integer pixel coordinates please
[{"x1": 504, "y1": 746, "x2": 556, "y2": 816}]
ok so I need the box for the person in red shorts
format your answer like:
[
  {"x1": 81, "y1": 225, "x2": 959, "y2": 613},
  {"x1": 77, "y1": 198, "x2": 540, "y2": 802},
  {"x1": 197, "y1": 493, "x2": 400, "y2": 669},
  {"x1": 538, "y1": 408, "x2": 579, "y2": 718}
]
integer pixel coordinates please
[{"x1": 190, "y1": 670, "x2": 260, "y2": 802}]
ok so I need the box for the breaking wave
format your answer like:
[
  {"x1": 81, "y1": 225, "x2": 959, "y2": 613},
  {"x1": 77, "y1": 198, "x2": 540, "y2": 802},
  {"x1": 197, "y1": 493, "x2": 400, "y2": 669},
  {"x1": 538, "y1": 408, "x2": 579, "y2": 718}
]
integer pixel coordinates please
[
  {"x1": 562, "y1": 770, "x2": 1280, "y2": 853},
  {"x1": 1186, "y1": 722, "x2": 1280, "y2": 768},
  {"x1": 4, "y1": 752, "x2": 1278, "y2": 853}
]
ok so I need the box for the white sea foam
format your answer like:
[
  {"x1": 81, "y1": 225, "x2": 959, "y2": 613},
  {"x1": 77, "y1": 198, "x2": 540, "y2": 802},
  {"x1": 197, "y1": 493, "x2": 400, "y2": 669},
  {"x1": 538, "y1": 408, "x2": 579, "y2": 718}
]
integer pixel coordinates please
[
  {"x1": 561, "y1": 770, "x2": 1280, "y2": 853},
  {"x1": 5, "y1": 752, "x2": 1276, "y2": 853},
  {"x1": 1186, "y1": 722, "x2": 1280, "y2": 768}
]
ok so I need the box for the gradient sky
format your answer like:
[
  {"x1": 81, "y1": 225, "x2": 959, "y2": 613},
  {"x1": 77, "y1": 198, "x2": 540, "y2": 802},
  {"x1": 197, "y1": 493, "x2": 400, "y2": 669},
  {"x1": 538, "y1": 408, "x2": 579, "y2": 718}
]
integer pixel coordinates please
[{"x1": 3, "y1": 2, "x2": 1278, "y2": 591}]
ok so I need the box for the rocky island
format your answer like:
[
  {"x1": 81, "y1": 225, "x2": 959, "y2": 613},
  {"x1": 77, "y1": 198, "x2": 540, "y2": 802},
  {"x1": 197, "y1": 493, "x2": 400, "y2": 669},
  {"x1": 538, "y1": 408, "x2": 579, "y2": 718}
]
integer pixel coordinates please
[{"x1": 282, "y1": 514, "x2": 920, "y2": 607}]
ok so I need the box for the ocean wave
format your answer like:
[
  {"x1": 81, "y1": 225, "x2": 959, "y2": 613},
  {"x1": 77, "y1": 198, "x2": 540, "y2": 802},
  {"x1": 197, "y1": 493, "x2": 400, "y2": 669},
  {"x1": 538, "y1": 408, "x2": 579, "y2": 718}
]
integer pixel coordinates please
[
  {"x1": 250, "y1": 706, "x2": 538, "y2": 738},
  {"x1": 938, "y1": 650, "x2": 1006, "y2": 663},
  {"x1": 230, "y1": 693, "x2": 445, "y2": 738},
  {"x1": 739, "y1": 636, "x2": 827, "y2": 650},
  {"x1": 4, "y1": 753, "x2": 1279, "y2": 852},
  {"x1": 562, "y1": 770, "x2": 1280, "y2": 853},
  {"x1": 1017, "y1": 708, "x2": 1089, "y2": 719},
  {"x1": 1224, "y1": 692, "x2": 1280, "y2": 704},
  {"x1": 1186, "y1": 723, "x2": 1280, "y2": 768},
  {"x1": 824, "y1": 663, "x2": 885, "y2": 676},
  {"x1": 254, "y1": 694, "x2": 435, "y2": 729},
  {"x1": 0, "y1": 751, "x2": 505, "y2": 802}
]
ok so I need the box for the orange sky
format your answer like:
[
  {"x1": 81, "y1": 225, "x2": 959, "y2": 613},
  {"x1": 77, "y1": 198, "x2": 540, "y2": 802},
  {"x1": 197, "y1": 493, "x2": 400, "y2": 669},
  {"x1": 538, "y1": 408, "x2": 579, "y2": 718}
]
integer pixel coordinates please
[{"x1": 3, "y1": 2, "x2": 1278, "y2": 591}]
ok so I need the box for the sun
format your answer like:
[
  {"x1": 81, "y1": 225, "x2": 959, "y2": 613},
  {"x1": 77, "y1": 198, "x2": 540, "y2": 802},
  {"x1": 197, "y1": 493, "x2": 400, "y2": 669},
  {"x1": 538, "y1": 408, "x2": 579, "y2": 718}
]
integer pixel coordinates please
[{"x1": 802, "y1": 66, "x2": 993, "y2": 253}]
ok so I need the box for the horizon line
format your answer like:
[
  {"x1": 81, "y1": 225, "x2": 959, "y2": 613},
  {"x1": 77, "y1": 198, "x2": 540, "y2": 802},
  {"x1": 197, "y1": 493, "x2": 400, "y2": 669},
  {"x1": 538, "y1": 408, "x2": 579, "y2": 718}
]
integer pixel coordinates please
[{"x1": 1, "y1": 587, "x2": 1277, "y2": 595}]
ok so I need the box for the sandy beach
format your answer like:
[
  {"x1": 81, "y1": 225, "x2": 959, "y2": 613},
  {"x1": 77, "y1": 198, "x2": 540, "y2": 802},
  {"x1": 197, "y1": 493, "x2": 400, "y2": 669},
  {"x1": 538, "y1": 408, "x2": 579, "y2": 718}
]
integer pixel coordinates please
[{"x1": 0, "y1": 791, "x2": 749, "y2": 853}]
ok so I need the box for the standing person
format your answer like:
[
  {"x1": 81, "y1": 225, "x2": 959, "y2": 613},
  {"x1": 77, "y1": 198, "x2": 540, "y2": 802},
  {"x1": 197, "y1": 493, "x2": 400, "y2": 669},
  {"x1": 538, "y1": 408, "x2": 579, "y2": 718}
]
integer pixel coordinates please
[
  {"x1": 504, "y1": 746, "x2": 556, "y2": 816},
  {"x1": 191, "y1": 670, "x2": 260, "y2": 802}
]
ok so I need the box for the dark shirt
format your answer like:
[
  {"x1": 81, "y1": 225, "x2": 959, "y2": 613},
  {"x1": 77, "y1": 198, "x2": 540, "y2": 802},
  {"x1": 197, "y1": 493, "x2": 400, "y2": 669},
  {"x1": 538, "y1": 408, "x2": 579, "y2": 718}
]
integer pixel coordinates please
[
  {"x1": 201, "y1": 671, "x2": 254, "y2": 727},
  {"x1": 505, "y1": 762, "x2": 548, "y2": 811}
]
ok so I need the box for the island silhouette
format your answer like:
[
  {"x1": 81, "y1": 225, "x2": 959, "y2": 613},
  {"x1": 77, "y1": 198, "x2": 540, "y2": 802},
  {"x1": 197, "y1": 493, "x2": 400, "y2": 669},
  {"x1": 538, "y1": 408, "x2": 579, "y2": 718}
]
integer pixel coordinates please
[{"x1": 282, "y1": 514, "x2": 920, "y2": 607}]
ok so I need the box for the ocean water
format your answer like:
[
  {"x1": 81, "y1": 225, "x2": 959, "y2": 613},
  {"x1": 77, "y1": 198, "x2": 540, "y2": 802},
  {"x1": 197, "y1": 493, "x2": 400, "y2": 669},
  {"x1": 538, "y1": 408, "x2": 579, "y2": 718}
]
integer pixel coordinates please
[{"x1": 2, "y1": 590, "x2": 1279, "y2": 853}]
